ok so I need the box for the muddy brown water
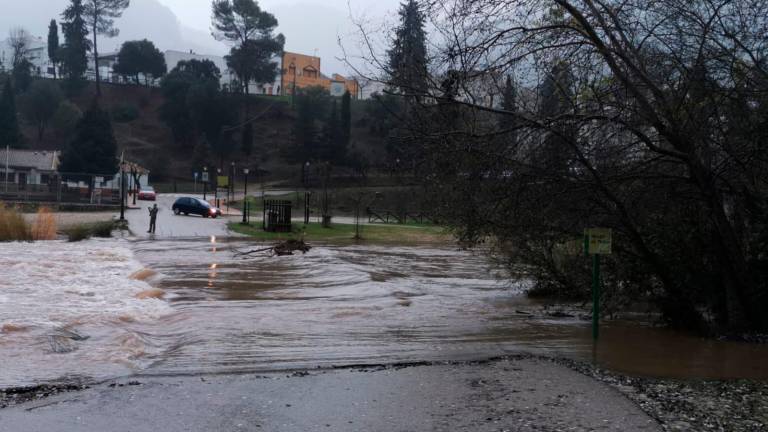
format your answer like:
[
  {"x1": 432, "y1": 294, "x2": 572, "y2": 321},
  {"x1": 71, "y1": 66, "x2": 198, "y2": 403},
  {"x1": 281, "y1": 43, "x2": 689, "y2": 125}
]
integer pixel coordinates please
[{"x1": 2, "y1": 237, "x2": 767, "y2": 388}]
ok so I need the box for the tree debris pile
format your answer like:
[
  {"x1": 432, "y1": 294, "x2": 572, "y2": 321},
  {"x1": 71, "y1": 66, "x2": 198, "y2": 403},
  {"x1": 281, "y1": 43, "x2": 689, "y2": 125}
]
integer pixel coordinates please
[{"x1": 236, "y1": 240, "x2": 312, "y2": 258}]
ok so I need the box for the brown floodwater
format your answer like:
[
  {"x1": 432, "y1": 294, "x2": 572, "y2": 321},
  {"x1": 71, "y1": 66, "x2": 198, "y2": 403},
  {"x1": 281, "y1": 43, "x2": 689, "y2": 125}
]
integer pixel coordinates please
[{"x1": 1, "y1": 237, "x2": 767, "y2": 388}]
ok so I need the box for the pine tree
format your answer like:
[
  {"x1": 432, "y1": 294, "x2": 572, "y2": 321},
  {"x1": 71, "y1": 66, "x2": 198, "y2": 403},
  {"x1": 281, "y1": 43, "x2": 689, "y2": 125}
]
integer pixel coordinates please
[
  {"x1": 61, "y1": 0, "x2": 90, "y2": 84},
  {"x1": 213, "y1": 0, "x2": 284, "y2": 95},
  {"x1": 341, "y1": 90, "x2": 351, "y2": 156},
  {"x1": 0, "y1": 79, "x2": 22, "y2": 149},
  {"x1": 47, "y1": 20, "x2": 60, "y2": 80},
  {"x1": 387, "y1": 0, "x2": 428, "y2": 95},
  {"x1": 60, "y1": 102, "x2": 118, "y2": 175},
  {"x1": 83, "y1": 0, "x2": 130, "y2": 96}
]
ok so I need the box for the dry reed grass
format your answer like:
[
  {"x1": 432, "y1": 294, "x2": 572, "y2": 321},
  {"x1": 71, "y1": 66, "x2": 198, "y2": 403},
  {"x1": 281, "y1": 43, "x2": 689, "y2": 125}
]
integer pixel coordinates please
[
  {"x1": 0, "y1": 203, "x2": 32, "y2": 242},
  {"x1": 31, "y1": 207, "x2": 58, "y2": 241}
]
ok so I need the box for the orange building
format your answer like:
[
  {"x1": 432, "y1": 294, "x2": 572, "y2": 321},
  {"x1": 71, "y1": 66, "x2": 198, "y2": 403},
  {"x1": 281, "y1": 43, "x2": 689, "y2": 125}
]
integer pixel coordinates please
[{"x1": 281, "y1": 51, "x2": 359, "y2": 98}]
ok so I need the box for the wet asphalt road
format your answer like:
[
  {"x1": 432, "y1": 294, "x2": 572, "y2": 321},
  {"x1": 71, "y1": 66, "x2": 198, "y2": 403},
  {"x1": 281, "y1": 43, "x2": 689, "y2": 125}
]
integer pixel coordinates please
[
  {"x1": 125, "y1": 194, "x2": 234, "y2": 239},
  {"x1": 0, "y1": 359, "x2": 659, "y2": 432}
]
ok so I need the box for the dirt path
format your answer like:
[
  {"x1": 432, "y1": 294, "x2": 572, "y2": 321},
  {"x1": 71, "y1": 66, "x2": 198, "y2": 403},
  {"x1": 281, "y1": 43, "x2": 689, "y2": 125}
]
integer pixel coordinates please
[{"x1": 0, "y1": 359, "x2": 659, "y2": 432}]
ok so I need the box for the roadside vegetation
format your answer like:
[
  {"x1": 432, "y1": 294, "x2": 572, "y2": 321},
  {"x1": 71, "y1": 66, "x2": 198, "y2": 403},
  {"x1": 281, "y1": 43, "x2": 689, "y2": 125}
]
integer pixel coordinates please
[
  {"x1": 372, "y1": 0, "x2": 768, "y2": 335},
  {"x1": 0, "y1": 204, "x2": 32, "y2": 242},
  {"x1": 62, "y1": 220, "x2": 119, "y2": 242}
]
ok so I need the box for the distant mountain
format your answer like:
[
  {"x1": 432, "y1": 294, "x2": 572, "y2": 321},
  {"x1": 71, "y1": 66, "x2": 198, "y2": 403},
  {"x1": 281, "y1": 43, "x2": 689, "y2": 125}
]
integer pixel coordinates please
[{"x1": 0, "y1": 0, "x2": 226, "y2": 56}]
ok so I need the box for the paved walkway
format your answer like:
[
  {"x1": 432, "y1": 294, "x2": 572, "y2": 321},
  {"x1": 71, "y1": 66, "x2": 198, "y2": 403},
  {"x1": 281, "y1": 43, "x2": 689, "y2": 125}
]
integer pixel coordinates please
[
  {"x1": 123, "y1": 194, "x2": 235, "y2": 239},
  {"x1": 0, "y1": 359, "x2": 659, "y2": 432}
]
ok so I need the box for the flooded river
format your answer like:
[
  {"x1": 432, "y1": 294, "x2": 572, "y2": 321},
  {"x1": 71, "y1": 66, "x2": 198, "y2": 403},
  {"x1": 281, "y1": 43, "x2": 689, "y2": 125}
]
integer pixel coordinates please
[{"x1": 1, "y1": 237, "x2": 767, "y2": 388}]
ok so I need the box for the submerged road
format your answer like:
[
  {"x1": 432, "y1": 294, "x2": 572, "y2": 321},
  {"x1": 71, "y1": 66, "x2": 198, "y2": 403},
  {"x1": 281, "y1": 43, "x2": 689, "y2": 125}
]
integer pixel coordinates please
[
  {"x1": 124, "y1": 194, "x2": 234, "y2": 239},
  {"x1": 0, "y1": 359, "x2": 659, "y2": 432}
]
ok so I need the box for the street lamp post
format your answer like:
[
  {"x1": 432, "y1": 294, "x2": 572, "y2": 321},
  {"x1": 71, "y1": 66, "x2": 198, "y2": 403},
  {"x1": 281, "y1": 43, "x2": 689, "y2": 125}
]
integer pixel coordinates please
[
  {"x1": 242, "y1": 168, "x2": 250, "y2": 224},
  {"x1": 119, "y1": 164, "x2": 125, "y2": 221},
  {"x1": 203, "y1": 167, "x2": 208, "y2": 201},
  {"x1": 304, "y1": 191, "x2": 312, "y2": 225},
  {"x1": 230, "y1": 162, "x2": 235, "y2": 203},
  {"x1": 216, "y1": 168, "x2": 221, "y2": 208}
]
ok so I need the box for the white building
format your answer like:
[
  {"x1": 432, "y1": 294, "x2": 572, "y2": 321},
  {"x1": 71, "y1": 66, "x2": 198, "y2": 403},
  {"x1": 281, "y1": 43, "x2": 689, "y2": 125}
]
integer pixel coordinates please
[
  {"x1": 164, "y1": 50, "x2": 281, "y2": 95},
  {"x1": 0, "y1": 36, "x2": 52, "y2": 76}
]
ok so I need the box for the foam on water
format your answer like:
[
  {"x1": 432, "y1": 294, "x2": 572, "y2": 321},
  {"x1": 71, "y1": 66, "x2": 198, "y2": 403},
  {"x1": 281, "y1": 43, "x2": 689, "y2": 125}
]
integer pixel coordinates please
[
  {"x1": 0, "y1": 239, "x2": 171, "y2": 329},
  {"x1": 0, "y1": 239, "x2": 173, "y2": 387}
]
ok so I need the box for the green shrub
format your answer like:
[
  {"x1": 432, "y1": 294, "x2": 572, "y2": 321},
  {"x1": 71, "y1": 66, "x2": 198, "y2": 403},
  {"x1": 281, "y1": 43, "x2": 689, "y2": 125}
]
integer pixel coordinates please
[
  {"x1": 91, "y1": 221, "x2": 115, "y2": 238},
  {"x1": 64, "y1": 221, "x2": 115, "y2": 242},
  {"x1": 64, "y1": 225, "x2": 92, "y2": 242}
]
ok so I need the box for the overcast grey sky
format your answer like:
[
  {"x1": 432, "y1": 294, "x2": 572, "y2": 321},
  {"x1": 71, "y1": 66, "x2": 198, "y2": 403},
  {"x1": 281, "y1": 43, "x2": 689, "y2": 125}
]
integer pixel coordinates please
[
  {"x1": 157, "y1": 0, "x2": 399, "y2": 32},
  {"x1": 0, "y1": 0, "x2": 402, "y2": 75}
]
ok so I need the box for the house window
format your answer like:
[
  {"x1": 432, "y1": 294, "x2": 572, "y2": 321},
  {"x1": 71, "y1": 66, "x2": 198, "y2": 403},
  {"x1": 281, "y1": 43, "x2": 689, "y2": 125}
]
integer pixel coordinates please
[{"x1": 303, "y1": 67, "x2": 317, "y2": 79}]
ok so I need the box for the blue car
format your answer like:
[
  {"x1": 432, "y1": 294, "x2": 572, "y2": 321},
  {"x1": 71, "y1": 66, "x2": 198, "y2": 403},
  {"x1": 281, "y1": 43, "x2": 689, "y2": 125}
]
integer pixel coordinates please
[{"x1": 172, "y1": 197, "x2": 222, "y2": 218}]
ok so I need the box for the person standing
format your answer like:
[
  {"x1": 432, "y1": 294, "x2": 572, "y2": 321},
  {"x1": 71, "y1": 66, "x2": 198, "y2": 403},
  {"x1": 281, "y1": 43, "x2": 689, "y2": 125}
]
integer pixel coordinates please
[{"x1": 148, "y1": 204, "x2": 159, "y2": 234}]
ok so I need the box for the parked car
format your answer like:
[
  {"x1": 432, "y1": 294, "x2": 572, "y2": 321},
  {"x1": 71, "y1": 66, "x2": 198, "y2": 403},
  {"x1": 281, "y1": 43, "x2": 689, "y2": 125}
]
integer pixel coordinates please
[
  {"x1": 138, "y1": 186, "x2": 156, "y2": 201},
  {"x1": 172, "y1": 197, "x2": 222, "y2": 218}
]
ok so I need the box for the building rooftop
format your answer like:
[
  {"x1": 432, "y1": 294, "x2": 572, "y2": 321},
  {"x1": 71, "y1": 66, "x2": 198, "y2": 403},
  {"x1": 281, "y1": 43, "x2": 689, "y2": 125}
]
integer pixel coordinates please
[{"x1": 0, "y1": 149, "x2": 60, "y2": 171}]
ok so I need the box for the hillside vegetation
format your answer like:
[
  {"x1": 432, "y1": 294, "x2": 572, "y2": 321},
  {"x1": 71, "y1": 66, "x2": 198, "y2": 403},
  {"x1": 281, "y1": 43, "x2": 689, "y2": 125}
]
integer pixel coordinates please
[{"x1": 19, "y1": 80, "x2": 389, "y2": 184}]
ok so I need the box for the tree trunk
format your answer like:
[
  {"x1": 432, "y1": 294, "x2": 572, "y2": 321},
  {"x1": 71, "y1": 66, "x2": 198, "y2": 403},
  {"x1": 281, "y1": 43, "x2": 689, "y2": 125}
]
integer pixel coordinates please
[
  {"x1": 687, "y1": 159, "x2": 753, "y2": 331},
  {"x1": 92, "y1": 26, "x2": 101, "y2": 97}
]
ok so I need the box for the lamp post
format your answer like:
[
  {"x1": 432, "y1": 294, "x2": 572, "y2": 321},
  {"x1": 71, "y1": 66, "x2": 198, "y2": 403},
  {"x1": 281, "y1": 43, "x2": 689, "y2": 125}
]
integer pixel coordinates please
[
  {"x1": 203, "y1": 167, "x2": 208, "y2": 201},
  {"x1": 230, "y1": 161, "x2": 235, "y2": 203},
  {"x1": 303, "y1": 161, "x2": 311, "y2": 224},
  {"x1": 304, "y1": 190, "x2": 312, "y2": 225},
  {"x1": 216, "y1": 168, "x2": 221, "y2": 208},
  {"x1": 242, "y1": 168, "x2": 250, "y2": 224},
  {"x1": 119, "y1": 163, "x2": 125, "y2": 221}
]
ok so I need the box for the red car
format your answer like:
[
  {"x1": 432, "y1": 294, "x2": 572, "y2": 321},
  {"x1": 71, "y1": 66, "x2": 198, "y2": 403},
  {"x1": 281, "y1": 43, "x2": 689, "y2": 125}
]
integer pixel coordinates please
[{"x1": 137, "y1": 186, "x2": 157, "y2": 201}]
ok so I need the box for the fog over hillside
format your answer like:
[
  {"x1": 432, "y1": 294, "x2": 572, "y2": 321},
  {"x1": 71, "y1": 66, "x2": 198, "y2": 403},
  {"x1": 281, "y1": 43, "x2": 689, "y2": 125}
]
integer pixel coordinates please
[
  {"x1": 0, "y1": 0, "x2": 227, "y2": 56},
  {"x1": 0, "y1": 0, "x2": 395, "y2": 75}
]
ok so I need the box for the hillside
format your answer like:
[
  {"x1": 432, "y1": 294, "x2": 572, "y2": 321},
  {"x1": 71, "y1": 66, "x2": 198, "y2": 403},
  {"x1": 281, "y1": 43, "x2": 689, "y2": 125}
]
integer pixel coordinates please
[{"x1": 19, "y1": 80, "x2": 389, "y2": 185}]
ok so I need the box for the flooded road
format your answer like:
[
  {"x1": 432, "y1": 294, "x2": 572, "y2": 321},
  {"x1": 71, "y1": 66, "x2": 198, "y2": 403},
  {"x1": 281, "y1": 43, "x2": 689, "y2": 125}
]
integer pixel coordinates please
[{"x1": 2, "y1": 237, "x2": 767, "y2": 389}]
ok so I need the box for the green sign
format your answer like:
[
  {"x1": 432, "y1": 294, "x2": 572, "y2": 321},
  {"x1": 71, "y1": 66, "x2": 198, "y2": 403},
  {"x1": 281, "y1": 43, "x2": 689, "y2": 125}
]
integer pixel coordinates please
[
  {"x1": 217, "y1": 176, "x2": 229, "y2": 187},
  {"x1": 585, "y1": 228, "x2": 612, "y2": 255}
]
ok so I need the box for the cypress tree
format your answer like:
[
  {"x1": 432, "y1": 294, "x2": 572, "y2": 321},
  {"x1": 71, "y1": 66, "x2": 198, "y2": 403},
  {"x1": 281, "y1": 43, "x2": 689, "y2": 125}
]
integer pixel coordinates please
[
  {"x1": 341, "y1": 91, "x2": 351, "y2": 155},
  {"x1": 47, "y1": 20, "x2": 60, "y2": 79},
  {"x1": 0, "y1": 79, "x2": 22, "y2": 149},
  {"x1": 387, "y1": 0, "x2": 428, "y2": 95},
  {"x1": 61, "y1": 0, "x2": 90, "y2": 84}
]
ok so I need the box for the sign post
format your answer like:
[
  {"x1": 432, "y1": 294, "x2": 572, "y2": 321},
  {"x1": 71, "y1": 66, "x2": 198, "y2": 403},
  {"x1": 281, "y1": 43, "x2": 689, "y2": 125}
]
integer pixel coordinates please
[
  {"x1": 202, "y1": 170, "x2": 209, "y2": 201},
  {"x1": 584, "y1": 228, "x2": 612, "y2": 340}
]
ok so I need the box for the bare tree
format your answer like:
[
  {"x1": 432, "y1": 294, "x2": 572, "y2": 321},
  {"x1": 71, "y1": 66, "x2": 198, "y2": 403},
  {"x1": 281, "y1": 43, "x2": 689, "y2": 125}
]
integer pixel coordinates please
[
  {"x1": 8, "y1": 28, "x2": 32, "y2": 68},
  {"x1": 83, "y1": 0, "x2": 130, "y2": 96},
  {"x1": 361, "y1": 0, "x2": 768, "y2": 333}
]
